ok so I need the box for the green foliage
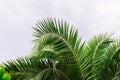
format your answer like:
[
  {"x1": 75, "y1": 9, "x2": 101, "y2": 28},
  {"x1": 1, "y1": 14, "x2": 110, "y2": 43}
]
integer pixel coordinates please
[
  {"x1": 2, "y1": 18, "x2": 120, "y2": 80},
  {"x1": 0, "y1": 66, "x2": 11, "y2": 80},
  {"x1": 3, "y1": 57, "x2": 69, "y2": 80}
]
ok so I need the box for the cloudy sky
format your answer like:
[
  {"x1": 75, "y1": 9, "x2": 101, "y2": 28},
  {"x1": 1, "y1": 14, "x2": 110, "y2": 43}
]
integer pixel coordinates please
[{"x1": 0, "y1": 0, "x2": 120, "y2": 63}]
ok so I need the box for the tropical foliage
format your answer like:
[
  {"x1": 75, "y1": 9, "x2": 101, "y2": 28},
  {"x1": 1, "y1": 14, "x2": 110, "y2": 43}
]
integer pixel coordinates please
[
  {"x1": 0, "y1": 66, "x2": 11, "y2": 80},
  {"x1": 2, "y1": 18, "x2": 120, "y2": 80}
]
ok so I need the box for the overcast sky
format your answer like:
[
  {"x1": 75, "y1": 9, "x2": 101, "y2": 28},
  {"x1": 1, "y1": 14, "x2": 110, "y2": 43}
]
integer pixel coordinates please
[{"x1": 0, "y1": 0, "x2": 120, "y2": 63}]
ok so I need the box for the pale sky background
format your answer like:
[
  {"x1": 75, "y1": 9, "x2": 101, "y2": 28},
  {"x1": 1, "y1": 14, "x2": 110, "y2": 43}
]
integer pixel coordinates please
[{"x1": 0, "y1": 0, "x2": 120, "y2": 63}]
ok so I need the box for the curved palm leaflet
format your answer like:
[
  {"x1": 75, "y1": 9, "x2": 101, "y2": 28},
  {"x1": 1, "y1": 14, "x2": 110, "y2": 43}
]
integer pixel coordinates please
[{"x1": 2, "y1": 18, "x2": 120, "y2": 80}]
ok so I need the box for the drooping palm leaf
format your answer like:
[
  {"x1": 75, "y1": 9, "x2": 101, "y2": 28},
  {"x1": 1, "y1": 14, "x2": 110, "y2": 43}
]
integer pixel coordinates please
[
  {"x1": 82, "y1": 33, "x2": 114, "y2": 80},
  {"x1": 101, "y1": 38, "x2": 120, "y2": 80},
  {"x1": 32, "y1": 18, "x2": 85, "y2": 80},
  {"x1": 3, "y1": 57, "x2": 69, "y2": 80}
]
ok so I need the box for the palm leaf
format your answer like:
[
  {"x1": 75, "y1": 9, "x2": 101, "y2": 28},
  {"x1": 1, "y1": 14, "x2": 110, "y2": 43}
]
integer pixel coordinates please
[
  {"x1": 82, "y1": 33, "x2": 114, "y2": 80},
  {"x1": 3, "y1": 57, "x2": 69, "y2": 80},
  {"x1": 101, "y1": 38, "x2": 120, "y2": 80},
  {"x1": 32, "y1": 18, "x2": 85, "y2": 80}
]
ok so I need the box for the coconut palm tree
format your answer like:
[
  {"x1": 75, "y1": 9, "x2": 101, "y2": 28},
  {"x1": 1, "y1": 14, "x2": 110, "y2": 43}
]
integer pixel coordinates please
[{"x1": 3, "y1": 18, "x2": 120, "y2": 80}]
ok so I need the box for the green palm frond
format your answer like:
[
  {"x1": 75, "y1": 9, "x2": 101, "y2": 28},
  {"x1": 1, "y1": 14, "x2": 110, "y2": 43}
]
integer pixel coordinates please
[
  {"x1": 82, "y1": 33, "x2": 114, "y2": 80},
  {"x1": 3, "y1": 57, "x2": 69, "y2": 80},
  {"x1": 32, "y1": 18, "x2": 85, "y2": 80},
  {"x1": 101, "y1": 38, "x2": 120, "y2": 80}
]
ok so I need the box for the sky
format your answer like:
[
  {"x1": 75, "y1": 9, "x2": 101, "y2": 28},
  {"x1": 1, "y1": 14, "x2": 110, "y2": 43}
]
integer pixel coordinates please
[{"x1": 0, "y1": 0, "x2": 120, "y2": 63}]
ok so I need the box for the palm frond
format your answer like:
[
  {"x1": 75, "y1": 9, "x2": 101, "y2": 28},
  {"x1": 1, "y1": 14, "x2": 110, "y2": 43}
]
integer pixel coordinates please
[
  {"x1": 101, "y1": 38, "x2": 120, "y2": 80},
  {"x1": 3, "y1": 57, "x2": 69, "y2": 80},
  {"x1": 82, "y1": 33, "x2": 114, "y2": 80},
  {"x1": 32, "y1": 18, "x2": 85, "y2": 80}
]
